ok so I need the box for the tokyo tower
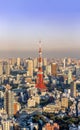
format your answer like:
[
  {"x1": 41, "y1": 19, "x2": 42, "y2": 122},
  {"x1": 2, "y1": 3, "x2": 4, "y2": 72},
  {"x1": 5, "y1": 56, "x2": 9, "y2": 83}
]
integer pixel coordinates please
[{"x1": 35, "y1": 41, "x2": 47, "y2": 92}]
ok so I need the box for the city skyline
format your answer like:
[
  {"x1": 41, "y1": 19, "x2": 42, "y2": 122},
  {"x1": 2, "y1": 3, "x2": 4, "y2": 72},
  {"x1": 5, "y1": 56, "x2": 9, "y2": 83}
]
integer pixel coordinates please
[{"x1": 0, "y1": 0, "x2": 80, "y2": 58}]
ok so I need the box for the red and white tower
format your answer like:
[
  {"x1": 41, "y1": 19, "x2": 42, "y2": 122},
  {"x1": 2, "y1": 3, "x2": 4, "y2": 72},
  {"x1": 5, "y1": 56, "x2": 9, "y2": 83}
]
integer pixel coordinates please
[{"x1": 35, "y1": 41, "x2": 47, "y2": 92}]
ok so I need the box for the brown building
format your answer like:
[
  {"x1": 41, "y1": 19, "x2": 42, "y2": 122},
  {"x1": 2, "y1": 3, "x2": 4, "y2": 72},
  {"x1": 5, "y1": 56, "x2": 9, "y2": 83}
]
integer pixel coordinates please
[
  {"x1": 14, "y1": 102, "x2": 21, "y2": 115},
  {"x1": 51, "y1": 63, "x2": 57, "y2": 76}
]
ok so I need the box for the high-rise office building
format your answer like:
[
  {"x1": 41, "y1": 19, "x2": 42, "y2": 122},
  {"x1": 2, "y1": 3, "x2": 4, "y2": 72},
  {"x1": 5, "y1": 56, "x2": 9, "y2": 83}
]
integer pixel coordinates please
[
  {"x1": 68, "y1": 70, "x2": 72, "y2": 84},
  {"x1": 0, "y1": 62, "x2": 3, "y2": 75},
  {"x1": 51, "y1": 63, "x2": 57, "y2": 76},
  {"x1": 63, "y1": 57, "x2": 68, "y2": 69},
  {"x1": 4, "y1": 89, "x2": 14, "y2": 117},
  {"x1": 46, "y1": 65, "x2": 51, "y2": 75},
  {"x1": 71, "y1": 82, "x2": 76, "y2": 97},
  {"x1": 11, "y1": 58, "x2": 16, "y2": 66},
  {"x1": 43, "y1": 58, "x2": 47, "y2": 76},
  {"x1": 3, "y1": 62, "x2": 10, "y2": 75},
  {"x1": 68, "y1": 58, "x2": 71, "y2": 65},
  {"x1": 17, "y1": 57, "x2": 21, "y2": 67},
  {"x1": 63, "y1": 58, "x2": 66, "y2": 69},
  {"x1": 27, "y1": 59, "x2": 33, "y2": 77}
]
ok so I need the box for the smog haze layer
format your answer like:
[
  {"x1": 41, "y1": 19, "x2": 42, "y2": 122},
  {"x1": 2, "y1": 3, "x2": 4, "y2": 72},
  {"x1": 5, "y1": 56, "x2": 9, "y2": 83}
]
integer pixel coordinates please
[{"x1": 0, "y1": 0, "x2": 80, "y2": 58}]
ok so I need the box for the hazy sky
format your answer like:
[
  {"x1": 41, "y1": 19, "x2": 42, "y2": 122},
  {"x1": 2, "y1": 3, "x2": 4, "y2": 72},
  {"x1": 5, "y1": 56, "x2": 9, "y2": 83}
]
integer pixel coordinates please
[{"x1": 0, "y1": 0, "x2": 80, "y2": 57}]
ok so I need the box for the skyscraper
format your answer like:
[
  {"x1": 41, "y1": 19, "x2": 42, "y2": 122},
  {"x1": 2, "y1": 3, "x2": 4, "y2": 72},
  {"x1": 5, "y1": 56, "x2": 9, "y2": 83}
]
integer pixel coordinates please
[
  {"x1": 27, "y1": 59, "x2": 33, "y2": 77},
  {"x1": 51, "y1": 63, "x2": 57, "y2": 76},
  {"x1": 4, "y1": 89, "x2": 14, "y2": 117},
  {"x1": 17, "y1": 57, "x2": 21, "y2": 67},
  {"x1": 43, "y1": 58, "x2": 47, "y2": 76},
  {"x1": 46, "y1": 64, "x2": 51, "y2": 75},
  {"x1": 71, "y1": 82, "x2": 76, "y2": 98},
  {"x1": 68, "y1": 70, "x2": 72, "y2": 84},
  {"x1": 63, "y1": 58, "x2": 66, "y2": 69},
  {"x1": 11, "y1": 58, "x2": 16, "y2": 66},
  {"x1": 0, "y1": 62, "x2": 3, "y2": 75},
  {"x1": 3, "y1": 61, "x2": 10, "y2": 75}
]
